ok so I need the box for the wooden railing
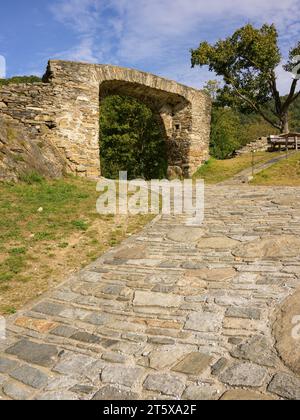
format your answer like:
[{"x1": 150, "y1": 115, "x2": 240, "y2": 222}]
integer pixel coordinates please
[{"x1": 268, "y1": 135, "x2": 300, "y2": 151}]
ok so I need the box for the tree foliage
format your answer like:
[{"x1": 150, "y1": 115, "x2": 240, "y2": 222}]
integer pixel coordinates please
[
  {"x1": 290, "y1": 96, "x2": 300, "y2": 132},
  {"x1": 203, "y1": 80, "x2": 221, "y2": 101},
  {"x1": 207, "y1": 78, "x2": 300, "y2": 159},
  {"x1": 209, "y1": 97, "x2": 300, "y2": 160},
  {"x1": 99, "y1": 95, "x2": 168, "y2": 180},
  {"x1": 191, "y1": 24, "x2": 300, "y2": 133},
  {"x1": 210, "y1": 107, "x2": 240, "y2": 159}
]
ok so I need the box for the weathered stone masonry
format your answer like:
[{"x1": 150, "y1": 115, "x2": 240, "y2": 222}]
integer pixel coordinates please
[{"x1": 0, "y1": 60, "x2": 211, "y2": 178}]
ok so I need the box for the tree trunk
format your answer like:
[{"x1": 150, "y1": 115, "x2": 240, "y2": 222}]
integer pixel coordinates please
[{"x1": 280, "y1": 113, "x2": 289, "y2": 134}]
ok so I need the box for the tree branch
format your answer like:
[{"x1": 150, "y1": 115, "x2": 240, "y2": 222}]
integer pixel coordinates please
[
  {"x1": 230, "y1": 84, "x2": 281, "y2": 130},
  {"x1": 242, "y1": 54, "x2": 263, "y2": 70},
  {"x1": 282, "y1": 79, "x2": 299, "y2": 111},
  {"x1": 270, "y1": 71, "x2": 282, "y2": 114},
  {"x1": 294, "y1": 90, "x2": 300, "y2": 101}
]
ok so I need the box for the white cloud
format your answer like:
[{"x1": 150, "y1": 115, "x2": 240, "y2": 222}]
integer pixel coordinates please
[
  {"x1": 49, "y1": 0, "x2": 102, "y2": 33},
  {"x1": 276, "y1": 62, "x2": 297, "y2": 95},
  {"x1": 0, "y1": 55, "x2": 6, "y2": 78},
  {"x1": 49, "y1": 0, "x2": 300, "y2": 93},
  {"x1": 52, "y1": 37, "x2": 100, "y2": 63}
]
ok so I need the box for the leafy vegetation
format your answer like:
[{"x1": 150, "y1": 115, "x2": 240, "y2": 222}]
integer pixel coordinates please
[
  {"x1": 210, "y1": 107, "x2": 240, "y2": 159},
  {"x1": 203, "y1": 77, "x2": 300, "y2": 160},
  {"x1": 196, "y1": 24, "x2": 300, "y2": 160},
  {"x1": 208, "y1": 104, "x2": 281, "y2": 159},
  {"x1": 192, "y1": 23, "x2": 300, "y2": 133},
  {"x1": 290, "y1": 96, "x2": 300, "y2": 132},
  {"x1": 100, "y1": 95, "x2": 168, "y2": 180}
]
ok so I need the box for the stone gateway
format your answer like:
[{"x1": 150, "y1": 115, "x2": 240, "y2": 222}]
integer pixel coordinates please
[{"x1": 0, "y1": 60, "x2": 211, "y2": 179}]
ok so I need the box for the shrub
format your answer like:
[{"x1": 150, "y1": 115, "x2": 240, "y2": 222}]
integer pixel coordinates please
[{"x1": 210, "y1": 108, "x2": 240, "y2": 159}]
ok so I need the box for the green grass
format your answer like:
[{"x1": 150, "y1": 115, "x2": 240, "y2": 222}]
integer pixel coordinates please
[
  {"x1": 58, "y1": 242, "x2": 69, "y2": 249},
  {"x1": 9, "y1": 247, "x2": 27, "y2": 255},
  {"x1": 193, "y1": 151, "x2": 284, "y2": 184},
  {"x1": 1, "y1": 306, "x2": 17, "y2": 315},
  {"x1": 19, "y1": 172, "x2": 45, "y2": 185},
  {"x1": 252, "y1": 152, "x2": 300, "y2": 186},
  {"x1": 0, "y1": 176, "x2": 153, "y2": 314},
  {"x1": 0, "y1": 177, "x2": 96, "y2": 248},
  {"x1": 71, "y1": 220, "x2": 89, "y2": 231}
]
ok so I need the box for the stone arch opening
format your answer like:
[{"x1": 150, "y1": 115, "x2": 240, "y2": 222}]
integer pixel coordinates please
[
  {"x1": 99, "y1": 80, "x2": 192, "y2": 178},
  {"x1": 99, "y1": 93, "x2": 169, "y2": 180}
]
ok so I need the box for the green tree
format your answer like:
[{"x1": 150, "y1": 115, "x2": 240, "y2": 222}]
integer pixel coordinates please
[
  {"x1": 191, "y1": 24, "x2": 300, "y2": 133},
  {"x1": 203, "y1": 80, "x2": 221, "y2": 101},
  {"x1": 99, "y1": 95, "x2": 168, "y2": 180},
  {"x1": 289, "y1": 96, "x2": 300, "y2": 132},
  {"x1": 210, "y1": 107, "x2": 240, "y2": 159}
]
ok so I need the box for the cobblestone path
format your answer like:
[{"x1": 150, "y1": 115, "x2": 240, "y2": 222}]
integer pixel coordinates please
[{"x1": 1, "y1": 185, "x2": 300, "y2": 400}]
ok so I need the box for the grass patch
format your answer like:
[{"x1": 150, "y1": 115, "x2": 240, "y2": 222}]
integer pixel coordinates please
[
  {"x1": 0, "y1": 176, "x2": 153, "y2": 315},
  {"x1": 19, "y1": 172, "x2": 45, "y2": 185},
  {"x1": 71, "y1": 220, "x2": 89, "y2": 231},
  {"x1": 193, "y1": 151, "x2": 284, "y2": 184},
  {"x1": 0, "y1": 273, "x2": 13, "y2": 283},
  {"x1": 9, "y1": 247, "x2": 27, "y2": 255},
  {"x1": 1, "y1": 306, "x2": 17, "y2": 315},
  {"x1": 34, "y1": 232, "x2": 56, "y2": 241},
  {"x1": 58, "y1": 242, "x2": 69, "y2": 249},
  {"x1": 252, "y1": 152, "x2": 300, "y2": 186}
]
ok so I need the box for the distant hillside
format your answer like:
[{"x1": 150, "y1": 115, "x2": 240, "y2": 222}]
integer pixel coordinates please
[
  {"x1": 0, "y1": 76, "x2": 42, "y2": 86},
  {"x1": 210, "y1": 96, "x2": 300, "y2": 159},
  {"x1": 290, "y1": 96, "x2": 300, "y2": 132}
]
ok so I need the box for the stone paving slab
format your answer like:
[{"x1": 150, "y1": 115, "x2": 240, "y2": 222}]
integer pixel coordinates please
[{"x1": 1, "y1": 185, "x2": 300, "y2": 400}]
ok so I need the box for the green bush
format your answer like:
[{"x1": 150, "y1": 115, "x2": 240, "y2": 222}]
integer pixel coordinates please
[
  {"x1": 290, "y1": 97, "x2": 300, "y2": 132},
  {"x1": 209, "y1": 90, "x2": 300, "y2": 160},
  {"x1": 210, "y1": 108, "x2": 240, "y2": 159}
]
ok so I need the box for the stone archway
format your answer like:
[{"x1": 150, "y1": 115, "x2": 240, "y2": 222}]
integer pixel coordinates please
[
  {"x1": 44, "y1": 61, "x2": 211, "y2": 178},
  {"x1": 0, "y1": 60, "x2": 211, "y2": 179}
]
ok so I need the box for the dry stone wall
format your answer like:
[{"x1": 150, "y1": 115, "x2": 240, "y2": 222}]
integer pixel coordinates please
[
  {"x1": 0, "y1": 114, "x2": 65, "y2": 182},
  {"x1": 0, "y1": 83, "x2": 66, "y2": 181},
  {"x1": 0, "y1": 60, "x2": 211, "y2": 178}
]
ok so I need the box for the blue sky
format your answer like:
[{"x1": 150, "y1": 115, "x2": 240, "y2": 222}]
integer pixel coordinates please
[{"x1": 0, "y1": 0, "x2": 299, "y2": 93}]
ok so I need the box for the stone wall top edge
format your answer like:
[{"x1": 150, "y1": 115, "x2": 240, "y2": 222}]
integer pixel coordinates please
[
  {"x1": 47, "y1": 59, "x2": 209, "y2": 100},
  {"x1": 0, "y1": 82, "x2": 49, "y2": 90}
]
